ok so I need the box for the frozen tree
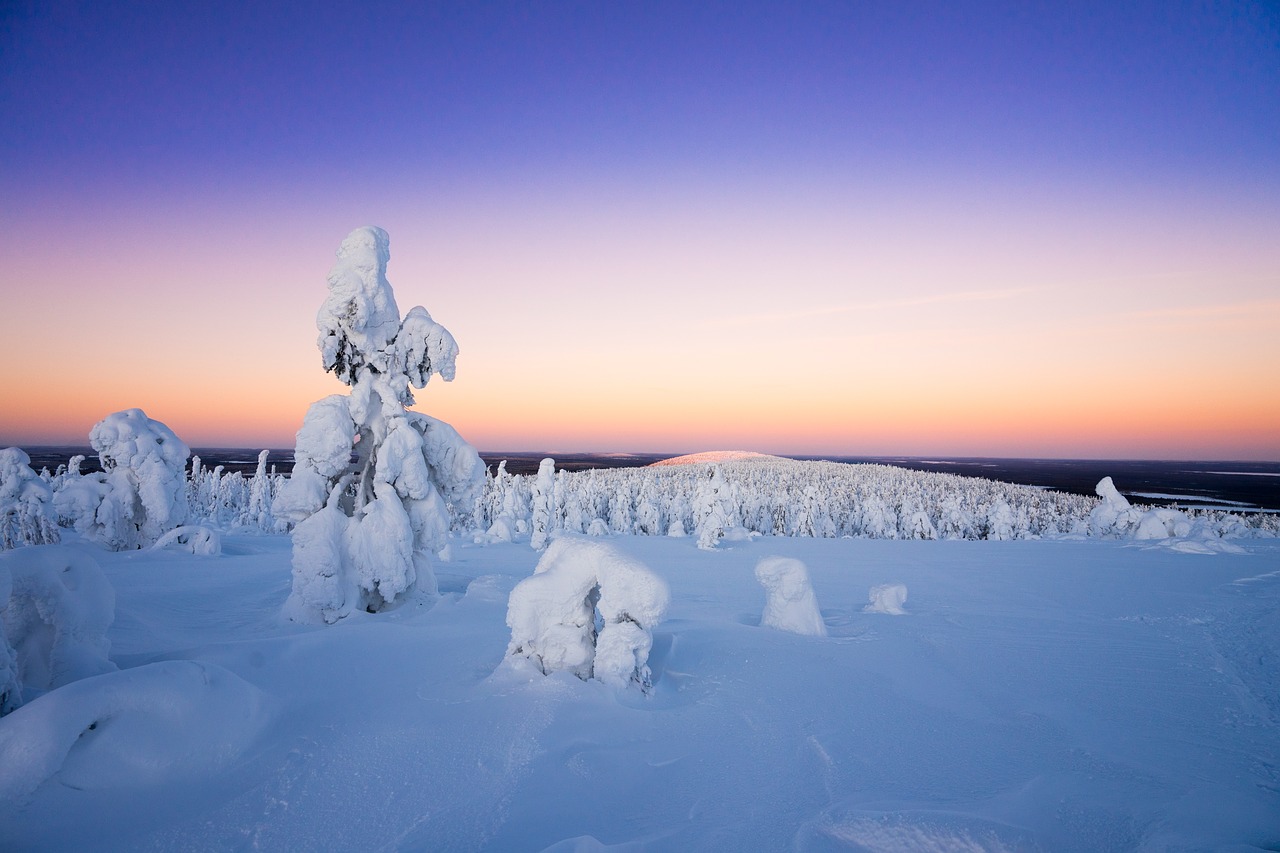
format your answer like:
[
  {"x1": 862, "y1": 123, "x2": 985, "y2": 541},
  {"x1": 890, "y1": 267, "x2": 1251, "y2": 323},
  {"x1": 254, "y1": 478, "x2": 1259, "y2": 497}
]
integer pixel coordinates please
[
  {"x1": 0, "y1": 547, "x2": 117, "y2": 715},
  {"x1": 755, "y1": 556, "x2": 827, "y2": 636},
  {"x1": 53, "y1": 409, "x2": 190, "y2": 551},
  {"x1": 274, "y1": 226, "x2": 485, "y2": 624},
  {"x1": 694, "y1": 466, "x2": 735, "y2": 550},
  {"x1": 1133, "y1": 507, "x2": 1192, "y2": 539},
  {"x1": 1089, "y1": 477, "x2": 1142, "y2": 537},
  {"x1": 505, "y1": 539, "x2": 670, "y2": 692},
  {"x1": 530, "y1": 458, "x2": 556, "y2": 551},
  {"x1": 0, "y1": 449, "x2": 60, "y2": 551},
  {"x1": 240, "y1": 450, "x2": 275, "y2": 531}
]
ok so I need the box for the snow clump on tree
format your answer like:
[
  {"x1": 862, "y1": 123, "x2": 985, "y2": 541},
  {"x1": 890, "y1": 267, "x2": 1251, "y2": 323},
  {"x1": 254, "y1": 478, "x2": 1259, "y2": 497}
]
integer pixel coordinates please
[
  {"x1": 865, "y1": 583, "x2": 908, "y2": 615},
  {"x1": 754, "y1": 556, "x2": 827, "y2": 636},
  {"x1": 0, "y1": 547, "x2": 117, "y2": 715},
  {"x1": 274, "y1": 226, "x2": 485, "y2": 624},
  {"x1": 505, "y1": 539, "x2": 669, "y2": 693},
  {"x1": 52, "y1": 409, "x2": 190, "y2": 551},
  {"x1": 0, "y1": 449, "x2": 60, "y2": 551}
]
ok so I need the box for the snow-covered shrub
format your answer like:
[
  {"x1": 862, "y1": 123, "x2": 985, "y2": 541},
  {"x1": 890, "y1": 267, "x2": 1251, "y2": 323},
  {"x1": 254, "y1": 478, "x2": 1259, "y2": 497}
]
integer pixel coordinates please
[
  {"x1": 152, "y1": 525, "x2": 222, "y2": 556},
  {"x1": 0, "y1": 546, "x2": 117, "y2": 714},
  {"x1": 694, "y1": 466, "x2": 736, "y2": 550},
  {"x1": 1088, "y1": 477, "x2": 1141, "y2": 537},
  {"x1": 865, "y1": 583, "x2": 908, "y2": 615},
  {"x1": 274, "y1": 226, "x2": 484, "y2": 624},
  {"x1": 52, "y1": 409, "x2": 190, "y2": 551},
  {"x1": 0, "y1": 448, "x2": 59, "y2": 550},
  {"x1": 1133, "y1": 507, "x2": 1193, "y2": 540},
  {"x1": 505, "y1": 539, "x2": 669, "y2": 692},
  {"x1": 755, "y1": 556, "x2": 826, "y2": 636}
]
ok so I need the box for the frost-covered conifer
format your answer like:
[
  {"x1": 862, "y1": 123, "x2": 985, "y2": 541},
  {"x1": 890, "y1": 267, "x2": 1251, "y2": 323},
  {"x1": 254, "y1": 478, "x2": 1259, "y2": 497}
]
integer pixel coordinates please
[
  {"x1": 0, "y1": 449, "x2": 60, "y2": 551},
  {"x1": 274, "y1": 227, "x2": 484, "y2": 623},
  {"x1": 52, "y1": 409, "x2": 190, "y2": 551},
  {"x1": 530, "y1": 458, "x2": 556, "y2": 551},
  {"x1": 1088, "y1": 477, "x2": 1141, "y2": 537},
  {"x1": 694, "y1": 466, "x2": 735, "y2": 549}
]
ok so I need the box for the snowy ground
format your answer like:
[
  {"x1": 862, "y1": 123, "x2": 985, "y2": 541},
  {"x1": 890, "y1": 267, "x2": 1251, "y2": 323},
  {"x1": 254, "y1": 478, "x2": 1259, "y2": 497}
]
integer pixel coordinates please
[{"x1": 2, "y1": 532, "x2": 1278, "y2": 851}]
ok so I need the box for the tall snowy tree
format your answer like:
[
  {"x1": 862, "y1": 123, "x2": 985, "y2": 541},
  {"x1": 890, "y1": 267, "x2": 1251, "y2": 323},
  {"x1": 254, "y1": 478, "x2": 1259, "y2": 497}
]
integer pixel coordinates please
[{"x1": 274, "y1": 226, "x2": 485, "y2": 623}]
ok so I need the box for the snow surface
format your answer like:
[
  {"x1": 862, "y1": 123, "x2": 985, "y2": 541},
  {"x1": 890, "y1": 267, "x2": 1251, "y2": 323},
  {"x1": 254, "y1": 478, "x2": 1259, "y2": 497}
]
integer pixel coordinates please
[{"x1": 1, "y1": 531, "x2": 1277, "y2": 850}]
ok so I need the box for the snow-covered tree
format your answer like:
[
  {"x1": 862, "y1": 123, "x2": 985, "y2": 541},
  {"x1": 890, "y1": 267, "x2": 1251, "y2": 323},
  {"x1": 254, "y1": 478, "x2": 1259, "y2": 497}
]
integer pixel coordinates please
[
  {"x1": 52, "y1": 409, "x2": 190, "y2": 551},
  {"x1": 530, "y1": 458, "x2": 556, "y2": 551},
  {"x1": 505, "y1": 539, "x2": 669, "y2": 692},
  {"x1": 1088, "y1": 477, "x2": 1141, "y2": 537},
  {"x1": 274, "y1": 226, "x2": 484, "y2": 623},
  {"x1": 755, "y1": 556, "x2": 826, "y2": 636},
  {"x1": 0, "y1": 547, "x2": 117, "y2": 715},
  {"x1": 0, "y1": 449, "x2": 60, "y2": 551}
]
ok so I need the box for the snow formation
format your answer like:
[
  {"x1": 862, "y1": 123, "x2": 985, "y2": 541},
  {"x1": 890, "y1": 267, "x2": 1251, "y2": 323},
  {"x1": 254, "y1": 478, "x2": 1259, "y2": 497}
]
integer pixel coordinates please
[
  {"x1": 865, "y1": 583, "x2": 908, "y2": 615},
  {"x1": 755, "y1": 556, "x2": 827, "y2": 636},
  {"x1": 0, "y1": 546, "x2": 116, "y2": 715},
  {"x1": 0, "y1": 448, "x2": 59, "y2": 551},
  {"x1": 274, "y1": 227, "x2": 484, "y2": 623},
  {"x1": 53, "y1": 409, "x2": 190, "y2": 550},
  {"x1": 505, "y1": 538, "x2": 669, "y2": 692}
]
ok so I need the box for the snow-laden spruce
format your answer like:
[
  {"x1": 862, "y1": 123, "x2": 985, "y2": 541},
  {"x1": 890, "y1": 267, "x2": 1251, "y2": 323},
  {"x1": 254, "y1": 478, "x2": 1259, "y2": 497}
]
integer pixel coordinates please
[
  {"x1": 754, "y1": 556, "x2": 826, "y2": 636},
  {"x1": 274, "y1": 227, "x2": 484, "y2": 623},
  {"x1": 52, "y1": 409, "x2": 190, "y2": 551},
  {"x1": 0, "y1": 449, "x2": 59, "y2": 551},
  {"x1": 471, "y1": 458, "x2": 1277, "y2": 543},
  {"x1": 504, "y1": 539, "x2": 669, "y2": 692},
  {"x1": 0, "y1": 547, "x2": 117, "y2": 716}
]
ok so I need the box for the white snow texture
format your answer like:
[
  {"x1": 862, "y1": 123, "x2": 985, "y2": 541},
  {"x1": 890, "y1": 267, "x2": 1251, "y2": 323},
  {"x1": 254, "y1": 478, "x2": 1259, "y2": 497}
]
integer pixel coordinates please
[
  {"x1": 506, "y1": 538, "x2": 670, "y2": 691},
  {"x1": 755, "y1": 556, "x2": 827, "y2": 636}
]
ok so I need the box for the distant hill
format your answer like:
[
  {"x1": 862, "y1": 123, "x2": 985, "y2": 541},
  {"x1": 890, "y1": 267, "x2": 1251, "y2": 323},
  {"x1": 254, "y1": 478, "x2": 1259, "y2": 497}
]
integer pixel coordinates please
[{"x1": 649, "y1": 451, "x2": 781, "y2": 467}]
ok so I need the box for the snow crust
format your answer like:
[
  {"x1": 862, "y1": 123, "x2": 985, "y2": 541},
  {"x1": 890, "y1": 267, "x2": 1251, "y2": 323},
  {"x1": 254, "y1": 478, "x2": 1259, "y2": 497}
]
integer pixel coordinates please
[
  {"x1": 755, "y1": 556, "x2": 827, "y2": 636},
  {"x1": 0, "y1": 534, "x2": 1276, "y2": 851}
]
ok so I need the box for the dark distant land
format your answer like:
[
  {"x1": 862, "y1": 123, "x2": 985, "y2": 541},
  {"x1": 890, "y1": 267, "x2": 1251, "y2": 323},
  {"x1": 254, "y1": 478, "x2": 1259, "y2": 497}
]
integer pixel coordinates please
[{"x1": 18, "y1": 446, "x2": 1280, "y2": 512}]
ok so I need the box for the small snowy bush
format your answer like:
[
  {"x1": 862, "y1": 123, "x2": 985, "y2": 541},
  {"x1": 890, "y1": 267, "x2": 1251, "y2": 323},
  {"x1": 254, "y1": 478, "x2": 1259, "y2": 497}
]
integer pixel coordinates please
[
  {"x1": 52, "y1": 409, "x2": 190, "y2": 551},
  {"x1": 0, "y1": 546, "x2": 117, "y2": 715},
  {"x1": 865, "y1": 583, "x2": 908, "y2": 615},
  {"x1": 274, "y1": 226, "x2": 484, "y2": 623},
  {"x1": 755, "y1": 556, "x2": 826, "y2": 636},
  {"x1": 505, "y1": 539, "x2": 669, "y2": 692},
  {"x1": 0, "y1": 448, "x2": 59, "y2": 551}
]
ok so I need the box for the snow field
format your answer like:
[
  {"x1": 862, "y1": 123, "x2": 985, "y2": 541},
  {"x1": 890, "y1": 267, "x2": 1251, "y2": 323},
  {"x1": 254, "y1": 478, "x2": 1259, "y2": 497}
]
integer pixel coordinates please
[{"x1": 0, "y1": 533, "x2": 1276, "y2": 850}]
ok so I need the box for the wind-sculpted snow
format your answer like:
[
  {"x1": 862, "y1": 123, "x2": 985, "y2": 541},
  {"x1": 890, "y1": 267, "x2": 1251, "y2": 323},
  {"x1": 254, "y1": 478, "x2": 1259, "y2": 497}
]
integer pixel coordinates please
[
  {"x1": 473, "y1": 458, "x2": 1278, "y2": 544},
  {"x1": 0, "y1": 547, "x2": 116, "y2": 715}
]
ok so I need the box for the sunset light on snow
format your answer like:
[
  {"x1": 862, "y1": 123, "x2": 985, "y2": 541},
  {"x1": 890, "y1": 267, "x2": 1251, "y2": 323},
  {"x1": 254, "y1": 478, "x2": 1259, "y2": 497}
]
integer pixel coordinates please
[{"x1": 2, "y1": 3, "x2": 1278, "y2": 460}]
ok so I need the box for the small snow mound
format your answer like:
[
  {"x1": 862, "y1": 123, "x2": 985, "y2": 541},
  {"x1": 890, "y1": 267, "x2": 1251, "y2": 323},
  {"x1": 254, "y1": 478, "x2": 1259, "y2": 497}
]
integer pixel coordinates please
[
  {"x1": 797, "y1": 807, "x2": 1041, "y2": 852},
  {"x1": 649, "y1": 450, "x2": 780, "y2": 467},
  {"x1": 152, "y1": 525, "x2": 222, "y2": 556},
  {"x1": 755, "y1": 556, "x2": 827, "y2": 636},
  {"x1": 0, "y1": 660, "x2": 270, "y2": 802},
  {"x1": 865, "y1": 583, "x2": 908, "y2": 615},
  {"x1": 1, "y1": 546, "x2": 116, "y2": 713}
]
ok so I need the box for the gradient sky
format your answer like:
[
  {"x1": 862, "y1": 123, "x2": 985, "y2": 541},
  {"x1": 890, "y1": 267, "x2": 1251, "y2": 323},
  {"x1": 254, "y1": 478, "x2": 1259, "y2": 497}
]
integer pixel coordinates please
[{"x1": 2, "y1": 1, "x2": 1278, "y2": 459}]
